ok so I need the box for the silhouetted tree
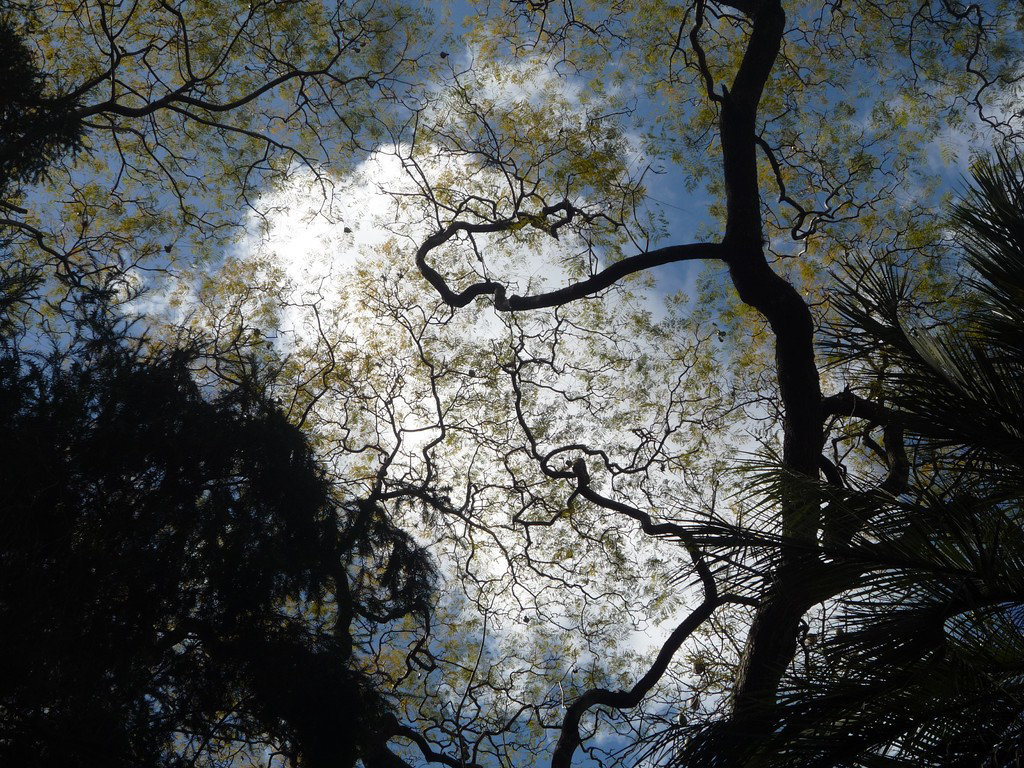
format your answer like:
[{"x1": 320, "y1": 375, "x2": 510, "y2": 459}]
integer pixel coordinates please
[
  {"x1": 0, "y1": 315, "x2": 435, "y2": 767},
  {"x1": 0, "y1": 19, "x2": 85, "y2": 198},
  {"x1": 0, "y1": 17, "x2": 447, "y2": 767}
]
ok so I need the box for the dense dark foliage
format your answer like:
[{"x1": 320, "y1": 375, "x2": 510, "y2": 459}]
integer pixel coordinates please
[
  {"x1": 0, "y1": 19, "x2": 85, "y2": 195},
  {"x1": 793, "y1": 153, "x2": 1024, "y2": 767},
  {"x1": 0, "y1": 333, "x2": 434, "y2": 767}
]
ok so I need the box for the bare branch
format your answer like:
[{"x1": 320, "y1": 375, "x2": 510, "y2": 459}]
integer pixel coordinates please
[
  {"x1": 550, "y1": 598, "x2": 722, "y2": 768},
  {"x1": 416, "y1": 235, "x2": 724, "y2": 311}
]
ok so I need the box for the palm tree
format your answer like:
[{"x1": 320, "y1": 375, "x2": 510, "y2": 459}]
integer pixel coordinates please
[
  {"x1": 679, "y1": 151, "x2": 1024, "y2": 767},
  {"x1": 782, "y1": 151, "x2": 1024, "y2": 766}
]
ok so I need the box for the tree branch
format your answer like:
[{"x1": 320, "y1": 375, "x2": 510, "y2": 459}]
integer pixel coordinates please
[
  {"x1": 547, "y1": 459, "x2": 721, "y2": 768},
  {"x1": 822, "y1": 390, "x2": 934, "y2": 438},
  {"x1": 390, "y1": 719, "x2": 483, "y2": 768},
  {"x1": 714, "y1": 0, "x2": 831, "y2": 747},
  {"x1": 416, "y1": 235, "x2": 724, "y2": 311},
  {"x1": 550, "y1": 597, "x2": 721, "y2": 768}
]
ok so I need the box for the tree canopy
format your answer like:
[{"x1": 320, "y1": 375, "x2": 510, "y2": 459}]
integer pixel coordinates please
[{"x1": 4, "y1": 0, "x2": 1024, "y2": 766}]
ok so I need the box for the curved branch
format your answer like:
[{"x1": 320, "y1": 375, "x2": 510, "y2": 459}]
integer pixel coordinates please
[
  {"x1": 690, "y1": 0, "x2": 723, "y2": 104},
  {"x1": 754, "y1": 135, "x2": 815, "y2": 239},
  {"x1": 416, "y1": 233, "x2": 724, "y2": 311},
  {"x1": 550, "y1": 597, "x2": 721, "y2": 768},
  {"x1": 570, "y1": 462, "x2": 716, "y2": 593},
  {"x1": 822, "y1": 390, "x2": 893, "y2": 422},
  {"x1": 547, "y1": 459, "x2": 721, "y2": 768},
  {"x1": 393, "y1": 722, "x2": 484, "y2": 768},
  {"x1": 822, "y1": 390, "x2": 934, "y2": 438}
]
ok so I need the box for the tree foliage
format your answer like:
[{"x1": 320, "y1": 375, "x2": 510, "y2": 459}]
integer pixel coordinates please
[
  {"x1": 6, "y1": 0, "x2": 1024, "y2": 766},
  {"x1": 0, "y1": 307, "x2": 434, "y2": 768},
  {"x1": 0, "y1": 19, "x2": 85, "y2": 194},
  {"x1": 0, "y1": 0, "x2": 423, "y2": 296},
  {"x1": 383, "y1": 1, "x2": 1024, "y2": 765}
]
